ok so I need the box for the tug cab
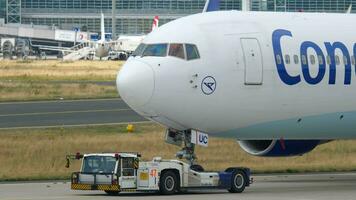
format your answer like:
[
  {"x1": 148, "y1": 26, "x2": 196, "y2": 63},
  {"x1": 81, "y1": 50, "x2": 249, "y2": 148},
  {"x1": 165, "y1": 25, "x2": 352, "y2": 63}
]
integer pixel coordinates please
[{"x1": 68, "y1": 152, "x2": 139, "y2": 195}]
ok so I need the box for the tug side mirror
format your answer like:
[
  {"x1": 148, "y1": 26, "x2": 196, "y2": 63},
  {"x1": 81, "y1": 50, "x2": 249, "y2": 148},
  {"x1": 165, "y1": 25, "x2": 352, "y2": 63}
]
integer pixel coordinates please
[
  {"x1": 65, "y1": 158, "x2": 70, "y2": 168},
  {"x1": 65, "y1": 153, "x2": 83, "y2": 168}
]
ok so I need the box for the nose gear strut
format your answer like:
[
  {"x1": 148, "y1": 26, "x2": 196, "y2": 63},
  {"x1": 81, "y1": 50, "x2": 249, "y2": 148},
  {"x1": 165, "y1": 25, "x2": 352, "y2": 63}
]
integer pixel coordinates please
[{"x1": 165, "y1": 129, "x2": 197, "y2": 165}]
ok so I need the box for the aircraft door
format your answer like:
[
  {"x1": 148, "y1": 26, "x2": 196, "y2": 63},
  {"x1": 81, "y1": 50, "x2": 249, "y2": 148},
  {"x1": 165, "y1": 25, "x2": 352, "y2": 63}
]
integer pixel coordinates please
[{"x1": 240, "y1": 38, "x2": 263, "y2": 85}]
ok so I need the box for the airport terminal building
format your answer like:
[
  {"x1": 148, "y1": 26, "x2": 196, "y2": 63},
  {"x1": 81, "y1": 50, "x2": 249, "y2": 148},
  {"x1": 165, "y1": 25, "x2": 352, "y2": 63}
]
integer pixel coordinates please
[{"x1": 1, "y1": 0, "x2": 356, "y2": 36}]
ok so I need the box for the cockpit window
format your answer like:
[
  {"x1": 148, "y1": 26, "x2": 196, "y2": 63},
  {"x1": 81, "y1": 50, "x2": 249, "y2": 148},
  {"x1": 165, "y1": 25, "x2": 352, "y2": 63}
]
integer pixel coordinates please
[
  {"x1": 142, "y1": 44, "x2": 167, "y2": 57},
  {"x1": 186, "y1": 44, "x2": 200, "y2": 60},
  {"x1": 132, "y1": 43, "x2": 146, "y2": 57},
  {"x1": 133, "y1": 43, "x2": 200, "y2": 60},
  {"x1": 169, "y1": 43, "x2": 185, "y2": 59}
]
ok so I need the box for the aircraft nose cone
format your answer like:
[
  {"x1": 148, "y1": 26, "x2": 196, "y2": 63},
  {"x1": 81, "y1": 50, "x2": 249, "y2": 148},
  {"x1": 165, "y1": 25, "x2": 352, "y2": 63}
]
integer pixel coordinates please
[{"x1": 117, "y1": 60, "x2": 154, "y2": 108}]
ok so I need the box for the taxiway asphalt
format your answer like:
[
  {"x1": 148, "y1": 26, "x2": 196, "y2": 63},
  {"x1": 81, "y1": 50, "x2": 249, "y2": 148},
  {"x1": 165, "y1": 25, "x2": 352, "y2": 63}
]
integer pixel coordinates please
[
  {"x1": 0, "y1": 98, "x2": 146, "y2": 129},
  {"x1": 1, "y1": 173, "x2": 356, "y2": 200}
]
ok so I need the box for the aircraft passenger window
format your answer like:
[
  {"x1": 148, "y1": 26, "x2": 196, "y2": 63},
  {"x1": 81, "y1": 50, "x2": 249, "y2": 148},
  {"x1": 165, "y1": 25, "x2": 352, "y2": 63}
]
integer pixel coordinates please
[
  {"x1": 326, "y1": 56, "x2": 331, "y2": 65},
  {"x1": 132, "y1": 43, "x2": 146, "y2": 57},
  {"x1": 142, "y1": 44, "x2": 168, "y2": 57},
  {"x1": 276, "y1": 55, "x2": 282, "y2": 64},
  {"x1": 352, "y1": 56, "x2": 356, "y2": 66},
  {"x1": 186, "y1": 44, "x2": 200, "y2": 60},
  {"x1": 293, "y1": 55, "x2": 299, "y2": 64},
  {"x1": 310, "y1": 55, "x2": 315, "y2": 65},
  {"x1": 169, "y1": 43, "x2": 185, "y2": 59},
  {"x1": 343, "y1": 56, "x2": 348, "y2": 65},
  {"x1": 335, "y1": 56, "x2": 340, "y2": 65},
  {"x1": 318, "y1": 55, "x2": 324, "y2": 65},
  {"x1": 301, "y1": 55, "x2": 307, "y2": 65},
  {"x1": 285, "y1": 55, "x2": 290, "y2": 64}
]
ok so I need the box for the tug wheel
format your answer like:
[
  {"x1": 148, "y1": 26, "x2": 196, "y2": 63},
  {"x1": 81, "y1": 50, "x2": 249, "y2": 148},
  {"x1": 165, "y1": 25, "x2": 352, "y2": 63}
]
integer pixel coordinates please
[
  {"x1": 228, "y1": 170, "x2": 247, "y2": 193},
  {"x1": 159, "y1": 171, "x2": 178, "y2": 195}
]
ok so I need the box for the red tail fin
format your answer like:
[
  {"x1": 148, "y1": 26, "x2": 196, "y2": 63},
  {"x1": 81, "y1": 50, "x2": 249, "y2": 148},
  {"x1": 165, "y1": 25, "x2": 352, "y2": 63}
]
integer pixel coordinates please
[{"x1": 151, "y1": 16, "x2": 159, "y2": 32}]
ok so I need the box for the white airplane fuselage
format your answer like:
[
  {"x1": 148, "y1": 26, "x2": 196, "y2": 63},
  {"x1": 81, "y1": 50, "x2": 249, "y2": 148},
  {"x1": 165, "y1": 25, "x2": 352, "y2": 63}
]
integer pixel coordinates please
[
  {"x1": 117, "y1": 11, "x2": 356, "y2": 142},
  {"x1": 95, "y1": 42, "x2": 110, "y2": 58},
  {"x1": 117, "y1": 35, "x2": 146, "y2": 53}
]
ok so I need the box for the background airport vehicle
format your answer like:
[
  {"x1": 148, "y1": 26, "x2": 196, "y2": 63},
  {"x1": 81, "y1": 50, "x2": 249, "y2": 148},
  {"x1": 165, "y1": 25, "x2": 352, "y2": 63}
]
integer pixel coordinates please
[
  {"x1": 108, "y1": 51, "x2": 129, "y2": 60},
  {"x1": 66, "y1": 152, "x2": 251, "y2": 195}
]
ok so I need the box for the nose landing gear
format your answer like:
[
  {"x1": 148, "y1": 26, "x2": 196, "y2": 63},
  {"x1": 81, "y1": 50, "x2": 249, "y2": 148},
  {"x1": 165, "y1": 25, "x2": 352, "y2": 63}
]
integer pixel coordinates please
[{"x1": 165, "y1": 129, "x2": 197, "y2": 165}]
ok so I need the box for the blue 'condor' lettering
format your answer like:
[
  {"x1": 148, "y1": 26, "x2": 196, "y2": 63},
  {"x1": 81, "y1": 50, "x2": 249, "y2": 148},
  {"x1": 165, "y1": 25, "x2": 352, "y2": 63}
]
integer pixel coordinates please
[
  {"x1": 300, "y1": 41, "x2": 326, "y2": 85},
  {"x1": 272, "y1": 29, "x2": 301, "y2": 85},
  {"x1": 324, "y1": 42, "x2": 351, "y2": 85},
  {"x1": 272, "y1": 29, "x2": 354, "y2": 85}
]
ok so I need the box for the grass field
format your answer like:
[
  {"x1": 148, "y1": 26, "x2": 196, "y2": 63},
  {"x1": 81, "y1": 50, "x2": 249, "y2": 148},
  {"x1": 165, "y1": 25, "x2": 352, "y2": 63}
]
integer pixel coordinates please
[
  {"x1": 1, "y1": 123, "x2": 356, "y2": 181},
  {"x1": 0, "y1": 60, "x2": 122, "y2": 101},
  {"x1": 0, "y1": 60, "x2": 122, "y2": 81}
]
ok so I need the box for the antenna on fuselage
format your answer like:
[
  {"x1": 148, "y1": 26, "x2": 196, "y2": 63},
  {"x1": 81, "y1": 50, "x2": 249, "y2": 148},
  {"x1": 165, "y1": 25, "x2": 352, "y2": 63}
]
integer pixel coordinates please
[{"x1": 346, "y1": 4, "x2": 352, "y2": 14}]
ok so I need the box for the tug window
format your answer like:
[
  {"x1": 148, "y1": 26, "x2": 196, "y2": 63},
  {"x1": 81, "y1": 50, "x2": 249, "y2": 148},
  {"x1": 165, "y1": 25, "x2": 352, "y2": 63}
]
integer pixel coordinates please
[
  {"x1": 186, "y1": 44, "x2": 200, "y2": 60},
  {"x1": 169, "y1": 43, "x2": 185, "y2": 59},
  {"x1": 142, "y1": 43, "x2": 167, "y2": 57},
  {"x1": 82, "y1": 156, "x2": 116, "y2": 174},
  {"x1": 122, "y1": 157, "x2": 135, "y2": 176}
]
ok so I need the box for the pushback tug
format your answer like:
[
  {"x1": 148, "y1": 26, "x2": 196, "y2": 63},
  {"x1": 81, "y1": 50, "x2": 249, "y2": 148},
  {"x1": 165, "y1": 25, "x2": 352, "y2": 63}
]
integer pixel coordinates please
[{"x1": 66, "y1": 151, "x2": 251, "y2": 195}]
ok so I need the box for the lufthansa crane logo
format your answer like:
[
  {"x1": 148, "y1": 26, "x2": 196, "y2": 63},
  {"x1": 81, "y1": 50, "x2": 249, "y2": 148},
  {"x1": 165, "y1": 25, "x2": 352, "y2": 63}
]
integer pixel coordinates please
[{"x1": 201, "y1": 76, "x2": 216, "y2": 95}]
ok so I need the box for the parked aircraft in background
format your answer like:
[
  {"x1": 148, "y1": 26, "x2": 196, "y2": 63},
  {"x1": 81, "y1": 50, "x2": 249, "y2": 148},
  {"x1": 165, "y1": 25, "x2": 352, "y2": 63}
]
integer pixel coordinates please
[
  {"x1": 117, "y1": 0, "x2": 356, "y2": 163},
  {"x1": 94, "y1": 14, "x2": 160, "y2": 59},
  {"x1": 93, "y1": 12, "x2": 111, "y2": 59},
  {"x1": 35, "y1": 13, "x2": 159, "y2": 60},
  {"x1": 115, "y1": 16, "x2": 159, "y2": 59}
]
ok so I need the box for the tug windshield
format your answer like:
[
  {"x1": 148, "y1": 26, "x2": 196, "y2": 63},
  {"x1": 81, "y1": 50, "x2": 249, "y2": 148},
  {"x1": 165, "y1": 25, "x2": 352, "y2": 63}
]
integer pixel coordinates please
[{"x1": 82, "y1": 156, "x2": 117, "y2": 174}]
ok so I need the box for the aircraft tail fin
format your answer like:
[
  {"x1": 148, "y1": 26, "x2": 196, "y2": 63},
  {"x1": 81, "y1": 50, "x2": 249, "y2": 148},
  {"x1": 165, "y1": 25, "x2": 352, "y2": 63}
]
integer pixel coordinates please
[
  {"x1": 346, "y1": 4, "x2": 352, "y2": 14},
  {"x1": 203, "y1": 0, "x2": 220, "y2": 12},
  {"x1": 151, "y1": 16, "x2": 159, "y2": 32},
  {"x1": 100, "y1": 12, "x2": 105, "y2": 42}
]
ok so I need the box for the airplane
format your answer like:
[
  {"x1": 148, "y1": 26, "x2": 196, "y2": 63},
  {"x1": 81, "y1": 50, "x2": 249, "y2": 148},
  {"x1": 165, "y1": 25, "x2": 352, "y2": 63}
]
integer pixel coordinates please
[
  {"x1": 116, "y1": 0, "x2": 356, "y2": 164},
  {"x1": 93, "y1": 12, "x2": 111, "y2": 59},
  {"x1": 35, "y1": 13, "x2": 110, "y2": 60},
  {"x1": 35, "y1": 14, "x2": 159, "y2": 60},
  {"x1": 66, "y1": 13, "x2": 159, "y2": 60},
  {"x1": 115, "y1": 16, "x2": 159, "y2": 59}
]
